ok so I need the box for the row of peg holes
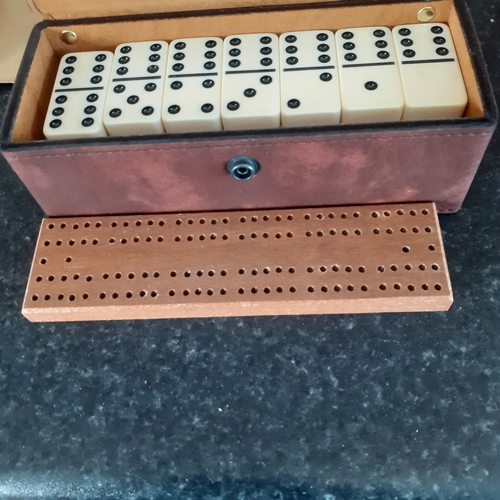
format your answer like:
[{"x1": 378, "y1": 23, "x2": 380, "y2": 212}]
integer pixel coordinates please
[
  {"x1": 36, "y1": 271, "x2": 161, "y2": 282},
  {"x1": 31, "y1": 290, "x2": 158, "y2": 302},
  {"x1": 33, "y1": 258, "x2": 443, "y2": 287},
  {"x1": 45, "y1": 208, "x2": 431, "y2": 231},
  {"x1": 47, "y1": 220, "x2": 166, "y2": 230},
  {"x1": 42, "y1": 224, "x2": 434, "y2": 247},
  {"x1": 172, "y1": 228, "x2": 433, "y2": 242},
  {"x1": 373, "y1": 227, "x2": 432, "y2": 235},
  {"x1": 35, "y1": 260, "x2": 441, "y2": 283},
  {"x1": 31, "y1": 282, "x2": 443, "y2": 302}
]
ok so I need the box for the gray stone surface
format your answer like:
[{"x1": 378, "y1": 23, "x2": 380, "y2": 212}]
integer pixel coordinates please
[{"x1": 0, "y1": 0, "x2": 499, "y2": 497}]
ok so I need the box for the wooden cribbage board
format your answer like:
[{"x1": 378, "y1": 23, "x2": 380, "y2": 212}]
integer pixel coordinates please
[{"x1": 23, "y1": 203, "x2": 452, "y2": 322}]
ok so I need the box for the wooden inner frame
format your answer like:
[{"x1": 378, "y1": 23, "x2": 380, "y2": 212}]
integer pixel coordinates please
[{"x1": 11, "y1": 0, "x2": 485, "y2": 143}]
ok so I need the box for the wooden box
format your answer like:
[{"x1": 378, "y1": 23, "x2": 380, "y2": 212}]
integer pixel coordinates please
[{"x1": 0, "y1": 0, "x2": 497, "y2": 217}]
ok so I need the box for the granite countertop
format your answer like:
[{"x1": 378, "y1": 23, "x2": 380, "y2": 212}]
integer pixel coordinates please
[{"x1": 0, "y1": 0, "x2": 499, "y2": 498}]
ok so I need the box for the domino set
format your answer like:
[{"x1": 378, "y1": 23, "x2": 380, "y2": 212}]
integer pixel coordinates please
[
  {"x1": 43, "y1": 23, "x2": 468, "y2": 140},
  {"x1": 1, "y1": 0, "x2": 496, "y2": 218}
]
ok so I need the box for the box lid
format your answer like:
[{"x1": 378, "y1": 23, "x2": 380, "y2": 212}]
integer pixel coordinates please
[
  {"x1": 0, "y1": 0, "x2": 41, "y2": 82},
  {"x1": 27, "y1": 0, "x2": 352, "y2": 21}
]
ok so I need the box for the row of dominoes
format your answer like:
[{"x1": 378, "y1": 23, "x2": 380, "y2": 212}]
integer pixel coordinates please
[{"x1": 43, "y1": 23, "x2": 468, "y2": 140}]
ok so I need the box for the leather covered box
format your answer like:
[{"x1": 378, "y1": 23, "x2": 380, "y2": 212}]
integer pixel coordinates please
[{"x1": 0, "y1": 0, "x2": 497, "y2": 217}]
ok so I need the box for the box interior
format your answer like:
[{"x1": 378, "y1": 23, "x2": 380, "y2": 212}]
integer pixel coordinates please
[{"x1": 9, "y1": 0, "x2": 486, "y2": 144}]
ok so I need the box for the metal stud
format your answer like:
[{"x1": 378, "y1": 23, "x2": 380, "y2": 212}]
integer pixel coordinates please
[
  {"x1": 417, "y1": 6, "x2": 436, "y2": 22},
  {"x1": 60, "y1": 30, "x2": 78, "y2": 45}
]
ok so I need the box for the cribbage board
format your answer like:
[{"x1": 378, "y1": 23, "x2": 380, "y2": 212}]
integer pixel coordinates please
[{"x1": 23, "y1": 203, "x2": 452, "y2": 322}]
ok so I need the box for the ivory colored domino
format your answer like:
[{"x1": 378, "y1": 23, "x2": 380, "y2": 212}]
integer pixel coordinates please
[
  {"x1": 336, "y1": 26, "x2": 404, "y2": 124},
  {"x1": 103, "y1": 41, "x2": 168, "y2": 136},
  {"x1": 221, "y1": 33, "x2": 280, "y2": 130},
  {"x1": 162, "y1": 37, "x2": 223, "y2": 133},
  {"x1": 393, "y1": 23, "x2": 468, "y2": 120},
  {"x1": 43, "y1": 51, "x2": 113, "y2": 140},
  {"x1": 279, "y1": 30, "x2": 341, "y2": 127}
]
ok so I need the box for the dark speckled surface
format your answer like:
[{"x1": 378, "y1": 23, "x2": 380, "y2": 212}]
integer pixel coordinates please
[{"x1": 0, "y1": 1, "x2": 499, "y2": 498}]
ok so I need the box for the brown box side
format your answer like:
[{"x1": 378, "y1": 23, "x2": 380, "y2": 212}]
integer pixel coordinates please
[{"x1": 4, "y1": 126, "x2": 495, "y2": 216}]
